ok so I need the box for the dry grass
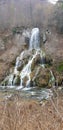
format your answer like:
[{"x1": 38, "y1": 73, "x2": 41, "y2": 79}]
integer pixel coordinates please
[{"x1": 0, "y1": 90, "x2": 63, "y2": 130}]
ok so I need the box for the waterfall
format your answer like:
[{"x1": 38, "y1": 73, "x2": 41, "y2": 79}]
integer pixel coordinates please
[
  {"x1": 19, "y1": 28, "x2": 41, "y2": 87},
  {"x1": 29, "y1": 28, "x2": 40, "y2": 49},
  {"x1": 1, "y1": 28, "x2": 45, "y2": 88},
  {"x1": 0, "y1": 28, "x2": 54, "y2": 100},
  {"x1": 20, "y1": 50, "x2": 41, "y2": 88}
]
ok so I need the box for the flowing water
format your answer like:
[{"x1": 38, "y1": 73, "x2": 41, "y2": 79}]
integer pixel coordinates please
[
  {"x1": 29, "y1": 28, "x2": 40, "y2": 49},
  {"x1": 0, "y1": 28, "x2": 54, "y2": 100}
]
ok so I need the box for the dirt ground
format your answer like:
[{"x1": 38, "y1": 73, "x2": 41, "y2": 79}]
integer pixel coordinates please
[{"x1": 0, "y1": 89, "x2": 63, "y2": 130}]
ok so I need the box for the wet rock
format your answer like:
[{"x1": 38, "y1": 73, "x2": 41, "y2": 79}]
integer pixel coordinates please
[
  {"x1": 1, "y1": 74, "x2": 14, "y2": 86},
  {"x1": 30, "y1": 71, "x2": 35, "y2": 80},
  {"x1": 16, "y1": 60, "x2": 24, "y2": 71},
  {"x1": 1, "y1": 76, "x2": 9, "y2": 86},
  {"x1": 16, "y1": 52, "x2": 31, "y2": 72},
  {"x1": 22, "y1": 76, "x2": 29, "y2": 87},
  {"x1": 20, "y1": 50, "x2": 32, "y2": 60},
  {"x1": 34, "y1": 67, "x2": 51, "y2": 88},
  {"x1": 30, "y1": 70, "x2": 37, "y2": 86},
  {"x1": 31, "y1": 54, "x2": 41, "y2": 71},
  {"x1": 17, "y1": 58, "x2": 29, "y2": 71},
  {"x1": 13, "y1": 75, "x2": 20, "y2": 86}
]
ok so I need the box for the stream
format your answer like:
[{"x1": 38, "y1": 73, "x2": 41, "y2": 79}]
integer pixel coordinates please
[{"x1": 0, "y1": 86, "x2": 53, "y2": 101}]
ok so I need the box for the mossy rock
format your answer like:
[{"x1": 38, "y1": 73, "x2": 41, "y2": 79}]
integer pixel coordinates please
[
  {"x1": 55, "y1": 75, "x2": 63, "y2": 86},
  {"x1": 34, "y1": 67, "x2": 51, "y2": 88},
  {"x1": 17, "y1": 61, "x2": 24, "y2": 71},
  {"x1": 11, "y1": 59, "x2": 16, "y2": 66},
  {"x1": 45, "y1": 55, "x2": 53, "y2": 66},
  {"x1": 1, "y1": 78, "x2": 8, "y2": 86},
  {"x1": 56, "y1": 62, "x2": 63, "y2": 73},
  {"x1": 30, "y1": 71, "x2": 35, "y2": 80},
  {"x1": 13, "y1": 75, "x2": 20, "y2": 86},
  {"x1": 12, "y1": 27, "x2": 22, "y2": 35},
  {"x1": 53, "y1": 67, "x2": 63, "y2": 86},
  {"x1": 31, "y1": 54, "x2": 41, "y2": 71}
]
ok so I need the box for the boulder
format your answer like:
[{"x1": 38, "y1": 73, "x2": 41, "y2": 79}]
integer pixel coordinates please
[
  {"x1": 16, "y1": 51, "x2": 31, "y2": 71},
  {"x1": 34, "y1": 67, "x2": 51, "y2": 88}
]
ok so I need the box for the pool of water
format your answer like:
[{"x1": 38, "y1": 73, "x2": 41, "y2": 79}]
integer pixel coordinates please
[{"x1": 0, "y1": 86, "x2": 53, "y2": 101}]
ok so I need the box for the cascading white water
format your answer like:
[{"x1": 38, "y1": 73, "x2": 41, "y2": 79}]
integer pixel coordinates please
[
  {"x1": 20, "y1": 49, "x2": 42, "y2": 88},
  {"x1": 17, "y1": 28, "x2": 41, "y2": 88},
  {"x1": 8, "y1": 28, "x2": 45, "y2": 88},
  {"x1": 29, "y1": 28, "x2": 40, "y2": 49}
]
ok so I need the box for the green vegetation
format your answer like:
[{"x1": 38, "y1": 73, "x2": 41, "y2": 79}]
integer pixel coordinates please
[
  {"x1": 12, "y1": 27, "x2": 21, "y2": 35},
  {"x1": 12, "y1": 27, "x2": 20, "y2": 35},
  {"x1": 12, "y1": 26, "x2": 25, "y2": 35},
  {"x1": 56, "y1": 62, "x2": 63, "y2": 73}
]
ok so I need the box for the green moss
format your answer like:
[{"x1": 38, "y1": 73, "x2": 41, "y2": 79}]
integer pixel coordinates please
[
  {"x1": 12, "y1": 26, "x2": 24, "y2": 35},
  {"x1": 56, "y1": 62, "x2": 63, "y2": 73},
  {"x1": 12, "y1": 28, "x2": 17, "y2": 35}
]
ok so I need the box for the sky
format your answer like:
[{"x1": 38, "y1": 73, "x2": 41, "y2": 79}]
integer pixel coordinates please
[{"x1": 48, "y1": 0, "x2": 58, "y2": 4}]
